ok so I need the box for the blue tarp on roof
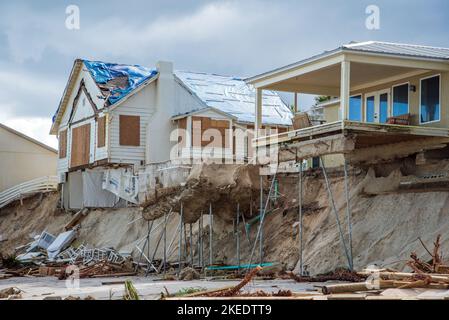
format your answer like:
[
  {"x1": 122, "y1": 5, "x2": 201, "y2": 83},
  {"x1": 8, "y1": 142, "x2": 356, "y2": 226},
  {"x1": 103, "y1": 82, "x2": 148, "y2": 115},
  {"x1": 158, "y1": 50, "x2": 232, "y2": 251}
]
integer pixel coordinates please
[
  {"x1": 54, "y1": 60, "x2": 292, "y2": 127},
  {"x1": 84, "y1": 60, "x2": 158, "y2": 105}
]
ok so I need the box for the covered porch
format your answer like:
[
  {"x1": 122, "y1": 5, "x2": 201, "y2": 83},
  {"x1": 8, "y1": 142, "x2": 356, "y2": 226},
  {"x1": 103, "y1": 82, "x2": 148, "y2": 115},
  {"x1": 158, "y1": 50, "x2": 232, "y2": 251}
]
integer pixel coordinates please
[{"x1": 247, "y1": 44, "x2": 449, "y2": 164}]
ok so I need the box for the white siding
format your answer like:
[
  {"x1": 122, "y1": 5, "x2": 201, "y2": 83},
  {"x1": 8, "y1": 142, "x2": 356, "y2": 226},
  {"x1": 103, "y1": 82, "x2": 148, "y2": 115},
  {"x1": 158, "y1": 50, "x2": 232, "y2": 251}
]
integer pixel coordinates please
[
  {"x1": 109, "y1": 82, "x2": 157, "y2": 167},
  {"x1": 72, "y1": 91, "x2": 95, "y2": 122},
  {"x1": 95, "y1": 111, "x2": 108, "y2": 162},
  {"x1": 173, "y1": 80, "x2": 205, "y2": 116},
  {"x1": 57, "y1": 65, "x2": 104, "y2": 176}
]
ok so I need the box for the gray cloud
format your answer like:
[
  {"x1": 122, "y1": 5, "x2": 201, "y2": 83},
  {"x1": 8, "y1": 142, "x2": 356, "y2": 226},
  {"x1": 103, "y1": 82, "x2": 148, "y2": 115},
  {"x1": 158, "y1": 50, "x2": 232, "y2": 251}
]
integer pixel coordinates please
[{"x1": 0, "y1": 0, "x2": 448, "y2": 124}]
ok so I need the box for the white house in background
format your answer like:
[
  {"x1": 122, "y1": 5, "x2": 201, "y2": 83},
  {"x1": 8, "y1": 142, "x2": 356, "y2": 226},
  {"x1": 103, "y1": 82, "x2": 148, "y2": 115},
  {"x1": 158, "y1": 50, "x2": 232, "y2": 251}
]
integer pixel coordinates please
[
  {"x1": 50, "y1": 59, "x2": 292, "y2": 210},
  {"x1": 0, "y1": 123, "x2": 57, "y2": 193}
]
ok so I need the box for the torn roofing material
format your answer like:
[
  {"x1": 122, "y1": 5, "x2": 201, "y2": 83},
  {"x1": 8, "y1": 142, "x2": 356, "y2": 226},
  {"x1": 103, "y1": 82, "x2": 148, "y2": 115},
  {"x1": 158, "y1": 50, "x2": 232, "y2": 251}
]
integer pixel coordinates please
[
  {"x1": 83, "y1": 60, "x2": 158, "y2": 105},
  {"x1": 53, "y1": 60, "x2": 292, "y2": 128},
  {"x1": 174, "y1": 70, "x2": 292, "y2": 126}
]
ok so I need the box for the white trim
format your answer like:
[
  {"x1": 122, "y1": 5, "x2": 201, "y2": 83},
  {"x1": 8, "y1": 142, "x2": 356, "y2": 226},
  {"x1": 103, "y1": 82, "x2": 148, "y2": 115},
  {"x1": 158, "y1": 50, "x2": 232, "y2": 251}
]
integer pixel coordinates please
[
  {"x1": 391, "y1": 82, "x2": 410, "y2": 116},
  {"x1": 419, "y1": 74, "x2": 441, "y2": 125},
  {"x1": 364, "y1": 89, "x2": 391, "y2": 123},
  {"x1": 348, "y1": 93, "x2": 363, "y2": 121}
]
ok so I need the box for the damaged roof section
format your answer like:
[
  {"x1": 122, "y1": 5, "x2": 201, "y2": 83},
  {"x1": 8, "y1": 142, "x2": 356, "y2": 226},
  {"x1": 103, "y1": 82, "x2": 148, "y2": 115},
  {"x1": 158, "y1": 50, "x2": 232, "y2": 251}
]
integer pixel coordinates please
[
  {"x1": 84, "y1": 60, "x2": 158, "y2": 105},
  {"x1": 174, "y1": 70, "x2": 292, "y2": 126}
]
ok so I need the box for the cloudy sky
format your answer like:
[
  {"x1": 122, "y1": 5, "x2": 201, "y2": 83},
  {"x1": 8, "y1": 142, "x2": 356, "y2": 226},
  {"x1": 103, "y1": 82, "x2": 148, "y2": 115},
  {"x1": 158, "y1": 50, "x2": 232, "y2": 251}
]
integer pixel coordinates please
[{"x1": 1, "y1": 0, "x2": 448, "y2": 148}]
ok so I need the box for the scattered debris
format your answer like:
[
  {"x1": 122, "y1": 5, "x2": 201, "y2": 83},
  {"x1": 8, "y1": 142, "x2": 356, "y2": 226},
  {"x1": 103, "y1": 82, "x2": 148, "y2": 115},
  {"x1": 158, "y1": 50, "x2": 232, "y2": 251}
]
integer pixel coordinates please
[
  {"x1": 0, "y1": 287, "x2": 22, "y2": 299},
  {"x1": 178, "y1": 267, "x2": 200, "y2": 281},
  {"x1": 289, "y1": 268, "x2": 366, "y2": 283},
  {"x1": 204, "y1": 266, "x2": 262, "y2": 297}
]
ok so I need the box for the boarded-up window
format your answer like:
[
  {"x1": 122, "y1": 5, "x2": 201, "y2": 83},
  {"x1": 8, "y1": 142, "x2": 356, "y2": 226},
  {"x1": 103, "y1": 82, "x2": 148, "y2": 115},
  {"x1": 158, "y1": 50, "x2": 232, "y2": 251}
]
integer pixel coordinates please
[
  {"x1": 59, "y1": 129, "x2": 67, "y2": 159},
  {"x1": 192, "y1": 117, "x2": 229, "y2": 148},
  {"x1": 97, "y1": 116, "x2": 106, "y2": 148},
  {"x1": 119, "y1": 115, "x2": 140, "y2": 146},
  {"x1": 70, "y1": 124, "x2": 91, "y2": 168},
  {"x1": 178, "y1": 118, "x2": 187, "y2": 147}
]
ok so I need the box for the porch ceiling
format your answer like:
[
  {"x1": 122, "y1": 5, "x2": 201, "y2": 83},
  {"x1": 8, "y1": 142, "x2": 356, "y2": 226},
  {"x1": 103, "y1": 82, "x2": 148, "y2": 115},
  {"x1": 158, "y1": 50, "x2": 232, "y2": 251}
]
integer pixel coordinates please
[{"x1": 264, "y1": 62, "x2": 425, "y2": 95}]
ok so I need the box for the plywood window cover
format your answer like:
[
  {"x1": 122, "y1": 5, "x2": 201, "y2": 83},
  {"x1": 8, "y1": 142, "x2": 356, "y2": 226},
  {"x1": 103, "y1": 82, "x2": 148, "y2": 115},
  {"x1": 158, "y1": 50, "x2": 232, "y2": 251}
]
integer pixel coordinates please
[
  {"x1": 97, "y1": 116, "x2": 106, "y2": 148},
  {"x1": 119, "y1": 115, "x2": 140, "y2": 146},
  {"x1": 70, "y1": 123, "x2": 91, "y2": 168},
  {"x1": 192, "y1": 116, "x2": 229, "y2": 148},
  {"x1": 59, "y1": 129, "x2": 67, "y2": 159}
]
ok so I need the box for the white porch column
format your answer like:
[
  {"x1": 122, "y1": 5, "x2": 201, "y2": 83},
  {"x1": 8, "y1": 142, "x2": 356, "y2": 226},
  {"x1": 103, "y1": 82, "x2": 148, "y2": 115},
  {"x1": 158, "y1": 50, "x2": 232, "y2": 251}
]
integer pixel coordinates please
[
  {"x1": 255, "y1": 88, "x2": 262, "y2": 139},
  {"x1": 340, "y1": 61, "x2": 351, "y2": 120}
]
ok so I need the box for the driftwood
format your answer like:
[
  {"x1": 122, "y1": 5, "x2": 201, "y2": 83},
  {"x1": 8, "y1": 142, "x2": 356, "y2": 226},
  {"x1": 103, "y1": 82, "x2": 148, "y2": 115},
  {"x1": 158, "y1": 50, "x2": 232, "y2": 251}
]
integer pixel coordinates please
[{"x1": 321, "y1": 279, "x2": 449, "y2": 295}]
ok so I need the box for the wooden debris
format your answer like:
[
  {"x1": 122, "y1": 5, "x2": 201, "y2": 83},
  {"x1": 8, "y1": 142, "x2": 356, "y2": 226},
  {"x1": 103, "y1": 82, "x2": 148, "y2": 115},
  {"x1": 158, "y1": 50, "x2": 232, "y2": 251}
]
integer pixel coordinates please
[
  {"x1": 289, "y1": 268, "x2": 366, "y2": 283},
  {"x1": 64, "y1": 208, "x2": 89, "y2": 231}
]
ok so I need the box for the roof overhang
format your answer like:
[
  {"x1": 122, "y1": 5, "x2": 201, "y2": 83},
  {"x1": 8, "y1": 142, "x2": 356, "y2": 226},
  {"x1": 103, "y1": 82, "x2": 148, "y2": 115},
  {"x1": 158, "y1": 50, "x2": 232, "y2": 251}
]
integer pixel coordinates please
[
  {"x1": 171, "y1": 107, "x2": 237, "y2": 121},
  {"x1": 1, "y1": 123, "x2": 57, "y2": 154},
  {"x1": 246, "y1": 49, "x2": 449, "y2": 94},
  {"x1": 50, "y1": 59, "x2": 84, "y2": 135}
]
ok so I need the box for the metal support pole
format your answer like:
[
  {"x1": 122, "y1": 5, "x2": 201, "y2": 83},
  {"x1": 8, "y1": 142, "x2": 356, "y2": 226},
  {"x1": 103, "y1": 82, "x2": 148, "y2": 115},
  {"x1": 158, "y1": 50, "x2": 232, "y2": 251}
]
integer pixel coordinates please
[
  {"x1": 344, "y1": 160, "x2": 354, "y2": 270},
  {"x1": 320, "y1": 157, "x2": 352, "y2": 269},
  {"x1": 298, "y1": 162, "x2": 304, "y2": 276},
  {"x1": 259, "y1": 175, "x2": 263, "y2": 264},
  {"x1": 236, "y1": 203, "x2": 241, "y2": 272},
  {"x1": 135, "y1": 220, "x2": 153, "y2": 272},
  {"x1": 163, "y1": 212, "x2": 167, "y2": 274},
  {"x1": 197, "y1": 217, "x2": 201, "y2": 268},
  {"x1": 178, "y1": 203, "x2": 184, "y2": 275},
  {"x1": 200, "y1": 212, "x2": 204, "y2": 268},
  {"x1": 247, "y1": 171, "x2": 277, "y2": 271},
  {"x1": 209, "y1": 203, "x2": 213, "y2": 266},
  {"x1": 190, "y1": 223, "x2": 193, "y2": 266}
]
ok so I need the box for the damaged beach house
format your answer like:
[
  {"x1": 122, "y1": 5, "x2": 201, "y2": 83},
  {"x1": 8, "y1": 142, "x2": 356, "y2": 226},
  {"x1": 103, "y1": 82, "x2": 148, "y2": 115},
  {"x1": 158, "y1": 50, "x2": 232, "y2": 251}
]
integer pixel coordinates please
[
  {"x1": 248, "y1": 41, "x2": 449, "y2": 271},
  {"x1": 50, "y1": 60, "x2": 293, "y2": 210}
]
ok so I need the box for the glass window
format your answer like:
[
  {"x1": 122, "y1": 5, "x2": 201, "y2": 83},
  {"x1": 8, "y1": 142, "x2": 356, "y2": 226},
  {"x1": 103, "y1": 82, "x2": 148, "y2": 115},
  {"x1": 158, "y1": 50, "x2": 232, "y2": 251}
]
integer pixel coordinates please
[
  {"x1": 420, "y1": 75, "x2": 440, "y2": 123},
  {"x1": 379, "y1": 93, "x2": 388, "y2": 123},
  {"x1": 366, "y1": 96, "x2": 375, "y2": 122},
  {"x1": 349, "y1": 95, "x2": 362, "y2": 121},
  {"x1": 392, "y1": 84, "x2": 409, "y2": 116}
]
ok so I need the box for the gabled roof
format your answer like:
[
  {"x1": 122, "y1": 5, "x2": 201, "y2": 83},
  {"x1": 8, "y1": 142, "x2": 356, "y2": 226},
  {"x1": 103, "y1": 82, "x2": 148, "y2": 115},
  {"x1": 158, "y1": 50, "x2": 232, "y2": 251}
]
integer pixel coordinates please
[
  {"x1": 174, "y1": 70, "x2": 292, "y2": 126},
  {"x1": 246, "y1": 41, "x2": 449, "y2": 84},
  {"x1": 0, "y1": 123, "x2": 57, "y2": 154}
]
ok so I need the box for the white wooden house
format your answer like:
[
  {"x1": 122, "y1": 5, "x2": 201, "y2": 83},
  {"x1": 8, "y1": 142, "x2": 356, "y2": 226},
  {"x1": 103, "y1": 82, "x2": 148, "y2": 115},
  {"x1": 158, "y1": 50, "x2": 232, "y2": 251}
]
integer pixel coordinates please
[{"x1": 50, "y1": 60, "x2": 292, "y2": 209}]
